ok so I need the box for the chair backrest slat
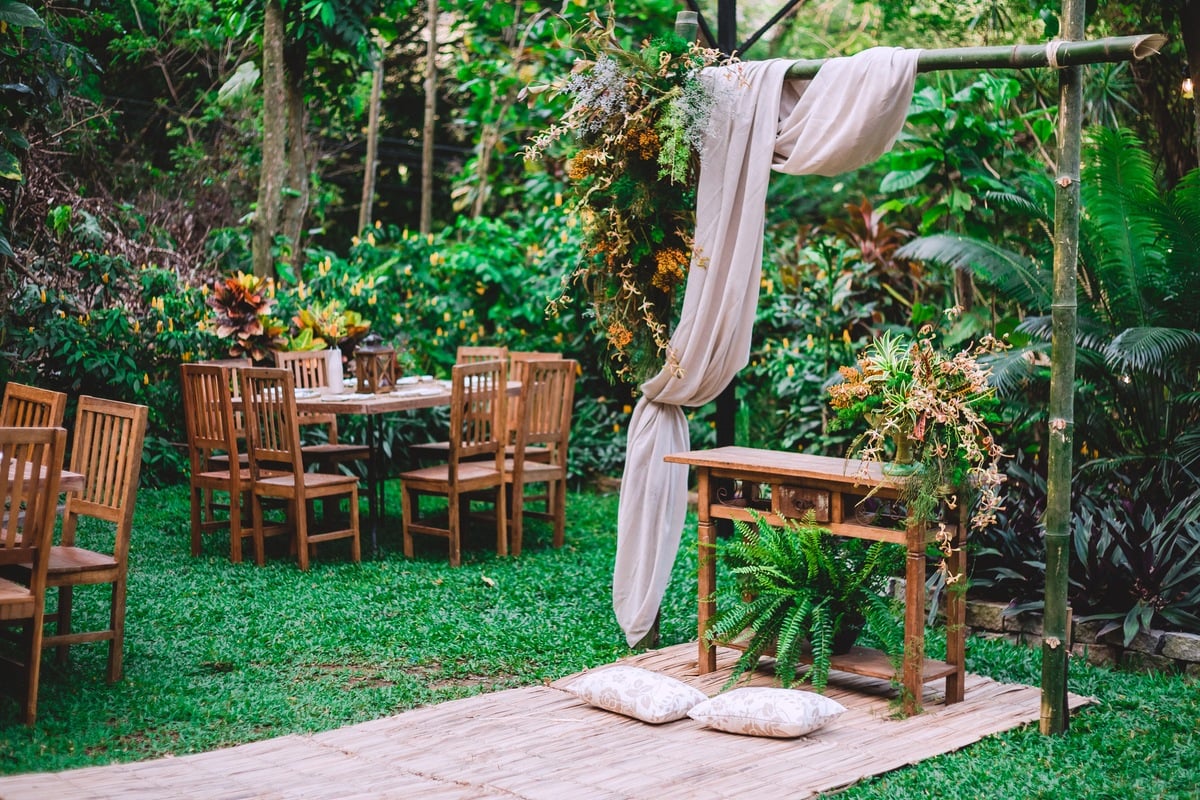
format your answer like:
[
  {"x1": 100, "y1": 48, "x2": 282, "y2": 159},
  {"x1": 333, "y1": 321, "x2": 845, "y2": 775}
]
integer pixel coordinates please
[
  {"x1": 513, "y1": 360, "x2": 577, "y2": 467},
  {"x1": 457, "y1": 345, "x2": 508, "y2": 365},
  {"x1": 0, "y1": 427, "x2": 65, "y2": 581},
  {"x1": 273, "y1": 350, "x2": 340, "y2": 442},
  {"x1": 181, "y1": 364, "x2": 241, "y2": 470},
  {"x1": 0, "y1": 383, "x2": 68, "y2": 428},
  {"x1": 449, "y1": 360, "x2": 506, "y2": 469},
  {"x1": 61, "y1": 397, "x2": 148, "y2": 555},
  {"x1": 506, "y1": 351, "x2": 562, "y2": 442},
  {"x1": 240, "y1": 368, "x2": 305, "y2": 480}
]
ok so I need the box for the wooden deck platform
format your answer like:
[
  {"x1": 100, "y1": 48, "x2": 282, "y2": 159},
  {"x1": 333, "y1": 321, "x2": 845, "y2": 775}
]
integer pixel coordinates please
[{"x1": 0, "y1": 643, "x2": 1093, "y2": 799}]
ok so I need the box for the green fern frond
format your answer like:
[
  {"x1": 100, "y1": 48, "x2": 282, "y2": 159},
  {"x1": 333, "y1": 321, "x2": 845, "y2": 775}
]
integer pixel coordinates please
[
  {"x1": 808, "y1": 602, "x2": 834, "y2": 693},
  {"x1": 772, "y1": 601, "x2": 811, "y2": 689}
]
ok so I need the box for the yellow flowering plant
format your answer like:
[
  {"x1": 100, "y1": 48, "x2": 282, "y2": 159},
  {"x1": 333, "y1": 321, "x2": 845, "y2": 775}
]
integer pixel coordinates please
[{"x1": 523, "y1": 12, "x2": 730, "y2": 383}]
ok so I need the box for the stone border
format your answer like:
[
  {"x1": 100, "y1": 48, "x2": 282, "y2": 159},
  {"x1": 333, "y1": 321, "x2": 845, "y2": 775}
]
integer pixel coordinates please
[{"x1": 965, "y1": 599, "x2": 1200, "y2": 677}]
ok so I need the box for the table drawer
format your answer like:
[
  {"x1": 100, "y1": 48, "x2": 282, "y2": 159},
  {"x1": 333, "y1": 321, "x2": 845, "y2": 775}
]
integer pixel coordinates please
[{"x1": 773, "y1": 485, "x2": 830, "y2": 522}]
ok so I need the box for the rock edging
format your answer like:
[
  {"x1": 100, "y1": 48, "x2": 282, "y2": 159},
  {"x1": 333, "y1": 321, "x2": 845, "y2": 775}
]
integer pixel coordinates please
[{"x1": 965, "y1": 598, "x2": 1200, "y2": 678}]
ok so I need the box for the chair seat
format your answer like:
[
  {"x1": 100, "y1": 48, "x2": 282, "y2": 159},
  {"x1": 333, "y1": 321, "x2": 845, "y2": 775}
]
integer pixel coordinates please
[
  {"x1": 301, "y1": 443, "x2": 371, "y2": 461},
  {"x1": 47, "y1": 546, "x2": 118, "y2": 578},
  {"x1": 412, "y1": 441, "x2": 551, "y2": 462},
  {"x1": 197, "y1": 466, "x2": 253, "y2": 483},
  {"x1": 254, "y1": 471, "x2": 360, "y2": 498},
  {"x1": 502, "y1": 460, "x2": 563, "y2": 482},
  {"x1": 207, "y1": 452, "x2": 250, "y2": 469},
  {"x1": 399, "y1": 461, "x2": 504, "y2": 487},
  {"x1": 0, "y1": 578, "x2": 35, "y2": 620}
]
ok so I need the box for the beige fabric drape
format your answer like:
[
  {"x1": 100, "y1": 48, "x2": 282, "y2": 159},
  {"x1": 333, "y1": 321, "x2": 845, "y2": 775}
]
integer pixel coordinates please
[{"x1": 613, "y1": 50, "x2": 921, "y2": 647}]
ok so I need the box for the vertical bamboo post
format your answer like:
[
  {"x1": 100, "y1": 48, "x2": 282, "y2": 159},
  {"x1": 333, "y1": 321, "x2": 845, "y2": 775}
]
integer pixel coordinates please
[
  {"x1": 420, "y1": 0, "x2": 438, "y2": 236},
  {"x1": 1041, "y1": 0, "x2": 1084, "y2": 735},
  {"x1": 358, "y1": 49, "x2": 384, "y2": 234}
]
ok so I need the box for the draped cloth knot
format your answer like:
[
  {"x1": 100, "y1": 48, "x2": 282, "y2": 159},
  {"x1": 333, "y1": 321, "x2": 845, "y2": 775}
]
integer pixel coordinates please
[{"x1": 612, "y1": 49, "x2": 922, "y2": 647}]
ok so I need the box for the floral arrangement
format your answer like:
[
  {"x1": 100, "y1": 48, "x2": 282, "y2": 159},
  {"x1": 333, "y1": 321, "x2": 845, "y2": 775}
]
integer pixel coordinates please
[
  {"x1": 827, "y1": 311, "x2": 1008, "y2": 575},
  {"x1": 207, "y1": 272, "x2": 285, "y2": 361},
  {"x1": 522, "y1": 14, "x2": 731, "y2": 384},
  {"x1": 291, "y1": 299, "x2": 371, "y2": 352}
]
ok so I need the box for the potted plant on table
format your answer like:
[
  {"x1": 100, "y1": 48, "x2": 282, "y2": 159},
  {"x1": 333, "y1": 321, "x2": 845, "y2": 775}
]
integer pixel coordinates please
[
  {"x1": 826, "y1": 316, "x2": 1008, "y2": 558},
  {"x1": 705, "y1": 512, "x2": 906, "y2": 692}
]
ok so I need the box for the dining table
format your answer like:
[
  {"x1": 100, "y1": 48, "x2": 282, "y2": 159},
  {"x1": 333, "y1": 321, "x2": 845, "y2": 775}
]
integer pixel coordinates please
[{"x1": 279, "y1": 377, "x2": 520, "y2": 552}]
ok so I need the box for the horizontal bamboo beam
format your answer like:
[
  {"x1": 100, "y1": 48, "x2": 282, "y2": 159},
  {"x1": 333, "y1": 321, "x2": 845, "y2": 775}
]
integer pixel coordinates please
[{"x1": 783, "y1": 34, "x2": 1167, "y2": 78}]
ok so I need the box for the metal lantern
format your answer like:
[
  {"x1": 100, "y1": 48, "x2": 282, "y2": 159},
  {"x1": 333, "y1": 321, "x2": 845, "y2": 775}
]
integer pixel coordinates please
[{"x1": 354, "y1": 334, "x2": 396, "y2": 394}]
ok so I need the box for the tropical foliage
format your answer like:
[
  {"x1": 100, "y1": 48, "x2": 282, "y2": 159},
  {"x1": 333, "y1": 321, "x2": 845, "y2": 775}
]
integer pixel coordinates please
[{"x1": 827, "y1": 317, "x2": 1008, "y2": 542}]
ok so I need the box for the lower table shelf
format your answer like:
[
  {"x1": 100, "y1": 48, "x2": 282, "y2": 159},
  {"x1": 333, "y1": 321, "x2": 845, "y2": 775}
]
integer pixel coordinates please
[{"x1": 718, "y1": 635, "x2": 959, "y2": 684}]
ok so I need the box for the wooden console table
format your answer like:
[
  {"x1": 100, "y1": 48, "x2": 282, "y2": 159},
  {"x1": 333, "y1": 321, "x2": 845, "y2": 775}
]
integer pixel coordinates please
[{"x1": 664, "y1": 446, "x2": 965, "y2": 715}]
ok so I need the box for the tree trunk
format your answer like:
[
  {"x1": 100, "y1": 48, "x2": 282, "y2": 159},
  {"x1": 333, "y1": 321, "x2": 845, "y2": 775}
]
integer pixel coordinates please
[
  {"x1": 420, "y1": 0, "x2": 438, "y2": 236},
  {"x1": 359, "y1": 52, "x2": 385, "y2": 233},
  {"x1": 280, "y1": 50, "x2": 310, "y2": 272},
  {"x1": 253, "y1": 0, "x2": 287, "y2": 279},
  {"x1": 1041, "y1": 0, "x2": 1084, "y2": 737}
]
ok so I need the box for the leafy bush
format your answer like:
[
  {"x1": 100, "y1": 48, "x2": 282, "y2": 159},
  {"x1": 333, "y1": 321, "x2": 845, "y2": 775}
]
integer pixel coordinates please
[{"x1": 2, "y1": 250, "x2": 218, "y2": 485}]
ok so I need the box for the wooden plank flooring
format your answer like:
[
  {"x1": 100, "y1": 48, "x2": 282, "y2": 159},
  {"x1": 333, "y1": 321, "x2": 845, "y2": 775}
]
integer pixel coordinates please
[{"x1": 0, "y1": 644, "x2": 1093, "y2": 799}]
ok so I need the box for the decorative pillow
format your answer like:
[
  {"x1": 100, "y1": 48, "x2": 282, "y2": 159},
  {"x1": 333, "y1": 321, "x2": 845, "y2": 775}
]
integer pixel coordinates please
[
  {"x1": 687, "y1": 687, "x2": 847, "y2": 738},
  {"x1": 564, "y1": 666, "x2": 709, "y2": 724}
]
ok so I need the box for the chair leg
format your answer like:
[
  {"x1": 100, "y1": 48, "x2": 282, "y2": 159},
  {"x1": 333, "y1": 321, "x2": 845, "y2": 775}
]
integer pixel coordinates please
[
  {"x1": 21, "y1": 617, "x2": 44, "y2": 726},
  {"x1": 108, "y1": 574, "x2": 127, "y2": 683},
  {"x1": 448, "y1": 489, "x2": 461, "y2": 567},
  {"x1": 495, "y1": 483, "x2": 508, "y2": 563},
  {"x1": 348, "y1": 487, "x2": 361, "y2": 564},
  {"x1": 54, "y1": 585, "x2": 73, "y2": 666},
  {"x1": 402, "y1": 485, "x2": 416, "y2": 559},
  {"x1": 295, "y1": 499, "x2": 311, "y2": 571},
  {"x1": 190, "y1": 485, "x2": 203, "y2": 557},
  {"x1": 229, "y1": 488, "x2": 244, "y2": 564},
  {"x1": 251, "y1": 492, "x2": 267, "y2": 566},
  {"x1": 552, "y1": 477, "x2": 566, "y2": 548},
  {"x1": 509, "y1": 482, "x2": 523, "y2": 558}
]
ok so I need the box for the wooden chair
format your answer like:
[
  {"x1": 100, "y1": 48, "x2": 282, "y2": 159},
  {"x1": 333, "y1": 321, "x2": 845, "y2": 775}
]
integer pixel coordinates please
[
  {"x1": 455, "y1": 345, "x2": 508, "y2": 364},
  {"x1": 240, "y1": 368, "x2": 361, "y2": 570},
  {"x1": 181, "y1": 364, "x2": 257, "y2": 563},
  {"x1": 399, "y1": 360, "x2": 507, "y2": 567},
  {"x1": 409, "y1": 347, "x2": 546, "y2": 465},
  {"x1": 503, "y1": 359, "x2": 576, "y2": 556},
  {"x1": 273, "y1": 350, "x2": 370, "y2": 473},
  {"x1": 0, "y1": 426, "x2": 66, "y2": 725},
  {"x1": 505, "y1": 351, "x2": 564, "y2": 461},
  {"x1": 37, "y1": 397, "x2": 147, "y2": 683},
  {"x1": 0, "y1": 383, "x2": 67, "y2": 428}
]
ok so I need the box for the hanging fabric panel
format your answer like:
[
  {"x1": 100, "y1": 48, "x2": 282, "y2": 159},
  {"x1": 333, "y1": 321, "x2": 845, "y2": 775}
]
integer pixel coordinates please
[{"x1": 612, "y1": 49, "x2": 922, "y2": 646}]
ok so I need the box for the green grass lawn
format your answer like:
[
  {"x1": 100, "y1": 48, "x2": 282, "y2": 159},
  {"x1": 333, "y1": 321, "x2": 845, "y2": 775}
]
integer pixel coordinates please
[{"x1": 1, "y1": 484, "x2": 1197, "y2": 798}]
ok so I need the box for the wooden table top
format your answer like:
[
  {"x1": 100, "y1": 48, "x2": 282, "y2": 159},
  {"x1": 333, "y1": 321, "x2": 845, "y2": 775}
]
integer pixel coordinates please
[
  {"x1": 664, "y1": 446, "x2": 897, "y2": 488},
  {"x1": 285, "y1": 379, "x2": 520, "y2": 416}
]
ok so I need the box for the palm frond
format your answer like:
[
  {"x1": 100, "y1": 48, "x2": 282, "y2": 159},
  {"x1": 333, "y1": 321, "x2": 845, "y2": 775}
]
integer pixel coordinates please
[
  {"x1": 1106, "y1": 327, "x2": 1200, "y2": 374},
  {"x1": 1080, "y1": 127, "x2": 1167, "y2": 328},
  {"x1": 985, "y1": 342, "x2": 1048, "y2": 396},
  {"x1": 896, "y1": 234, "x2": 1050, "y2": 309}
]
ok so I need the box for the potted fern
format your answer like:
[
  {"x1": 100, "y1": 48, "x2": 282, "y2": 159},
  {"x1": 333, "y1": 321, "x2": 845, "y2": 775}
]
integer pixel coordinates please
[{"x1": 705, "y1": 512, "x2": 905, "y2": 692}]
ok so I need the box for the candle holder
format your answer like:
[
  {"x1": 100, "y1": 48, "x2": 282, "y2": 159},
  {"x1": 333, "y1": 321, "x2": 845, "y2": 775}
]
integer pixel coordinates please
[{"x1": 354, "y1": 334, "x2": 396, "y2": 394}]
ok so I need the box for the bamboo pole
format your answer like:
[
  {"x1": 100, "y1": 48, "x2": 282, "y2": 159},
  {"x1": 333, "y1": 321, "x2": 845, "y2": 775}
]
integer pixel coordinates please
[
  {"x1": 358, "y1": 51, "x2": 384, "y2": 234},
  {"x1": 783, "y1": 34, "x2": 1165, "y2": 78},
  {"x1": 420, "y1": 0, "x2": 438, "y2": 236},
  {"x1": 1040, "y1": 0, "x2": 1086, "y2": 736}
]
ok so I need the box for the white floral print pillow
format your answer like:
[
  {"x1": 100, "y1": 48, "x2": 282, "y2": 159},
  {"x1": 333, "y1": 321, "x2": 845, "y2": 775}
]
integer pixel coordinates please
[
  {"x1": 565, "y1": 666, "x2": 709, "y2": 724},
  {"x1": 687, "y1": 687, "x2": 847, "y2": 737}
]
